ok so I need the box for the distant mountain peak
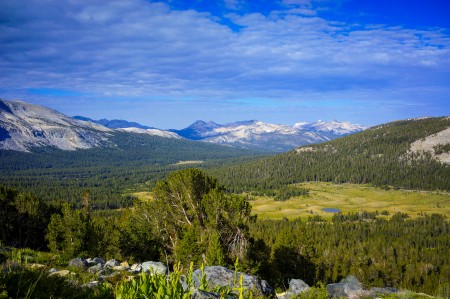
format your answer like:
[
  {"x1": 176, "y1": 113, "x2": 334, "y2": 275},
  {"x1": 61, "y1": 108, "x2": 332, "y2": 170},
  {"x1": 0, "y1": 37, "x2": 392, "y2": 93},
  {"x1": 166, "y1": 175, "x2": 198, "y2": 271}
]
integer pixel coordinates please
[
  {"x1": 73, "y1": 116, "x2": 154, "y2": 130},
  {"x1": 294, "y1": 120, "x2": 367, "y2": 135},
  {"x1": 188, "y1": 120, "x2": 221, "y2": 129},
  {"x1": 171, "y1": 118, "x2": 367, "y2": 152},
  {"x1": 225, "y1": 120, "x2": 258, "y2": 127}
]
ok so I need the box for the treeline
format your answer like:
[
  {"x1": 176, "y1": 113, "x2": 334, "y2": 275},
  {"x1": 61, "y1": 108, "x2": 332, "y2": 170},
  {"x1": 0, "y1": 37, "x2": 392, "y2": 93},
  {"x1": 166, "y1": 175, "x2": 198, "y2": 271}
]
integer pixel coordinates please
[
  {"x1": 249, "y1": 214, "x2": 450, "y2": 295},
  {"x1": 211, "y1": 117, "x2": 450, "y2": 193},
  {"x1": 0, "y1": 132, "x2": 263, "y2": 207}
]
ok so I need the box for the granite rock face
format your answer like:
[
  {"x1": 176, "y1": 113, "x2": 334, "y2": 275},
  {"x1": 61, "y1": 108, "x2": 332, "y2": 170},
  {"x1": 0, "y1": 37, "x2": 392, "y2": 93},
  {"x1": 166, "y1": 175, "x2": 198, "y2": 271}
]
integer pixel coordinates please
[
  {"x1": 68, "y1": 257, "x2": 88, "y2": 268},
  {"x1": 278, "y1": 279, "x2": 310, "y2": 298},
  {"x1": 192, "y1": 266, "x2": 275, "y2": 297},
  {"x1": 326, "y1": 276, "x2": 364, "y2": 298},
  {"x1": 141, "y1": 261, "x2": 167, "y2": 275}
]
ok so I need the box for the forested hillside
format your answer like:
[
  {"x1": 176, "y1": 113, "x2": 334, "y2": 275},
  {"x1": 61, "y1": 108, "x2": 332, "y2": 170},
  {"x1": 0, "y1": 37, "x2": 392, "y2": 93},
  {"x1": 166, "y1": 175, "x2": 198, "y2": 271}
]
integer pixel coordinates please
[
  {"x1": 1, "y1": 171, "x2": 449, "y2": 297},
  {"x1": 212, "y1": 117, "x2": 450, "y2": 193},
  {"x1": 0, "y1": 131, "x2": 263, "y2": 207},
  {"x1": 250, "y1": 214, "x2": 449, "y2": 294}
]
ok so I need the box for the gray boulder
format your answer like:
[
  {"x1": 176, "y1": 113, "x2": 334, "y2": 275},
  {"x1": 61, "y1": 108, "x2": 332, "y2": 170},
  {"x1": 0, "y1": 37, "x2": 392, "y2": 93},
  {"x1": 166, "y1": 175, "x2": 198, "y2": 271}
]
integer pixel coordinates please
[
  {"x1": 191, "y1": 289, "x2": 220, "y2": 299},
  {"x1": 88, "y1": 263, "x2": 103, "y2": 274},
  {"x1": 87, "y1": 257, "x2": 105, "y2": 266},
  {"x1": 341, "y1": 275, "x2": 363, "y2": 287},
  {"x1": 105, "y1": 259, "x2": 120, "y2": 268},
  {"x1": 112, "y1": 265, "x2": 128, "y2": 271},
  {"x1": 141, "y1": 261, "x2": 167, "y2": 275},
  {"x1": 68, "y1": 257, "x2": 88, "y2": 268},
  {"x1": 326, "y1": 275, "x2": 364, "y2": 298},
  {"x1": 49, "y1": 269, "x2": 71, "y2": 277},
  {"x1": 192, "y1": 266, "x2": 275, "y2": 297},
  {"x1": 130, "y1": 263, "x2": 142, "y2": 274},
  {"x1": 284, "y1": 279, "x2": 310, "y2": 298}
]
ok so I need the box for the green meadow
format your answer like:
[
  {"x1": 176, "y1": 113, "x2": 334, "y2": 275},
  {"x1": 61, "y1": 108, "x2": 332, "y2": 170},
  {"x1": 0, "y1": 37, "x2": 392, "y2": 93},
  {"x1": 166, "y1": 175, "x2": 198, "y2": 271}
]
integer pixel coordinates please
[
  {"x1": 132, "y1": 191, "x2": 154, "y2": 201},
  {"x1": 131, "y1": 182, "x2": 450, "y2": 220},
  {"x1": 250, "y1": 182, "x2": 450, "y2": 220}
]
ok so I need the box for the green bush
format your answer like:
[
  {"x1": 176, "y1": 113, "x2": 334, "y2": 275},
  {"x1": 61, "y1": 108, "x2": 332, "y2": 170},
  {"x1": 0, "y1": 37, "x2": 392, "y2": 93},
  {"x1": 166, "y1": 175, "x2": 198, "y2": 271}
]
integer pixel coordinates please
[
  {"x1": 0, "y1": 263, "x2": 113, "y2": 299},
  {"x1": 294, "y1": 283, "x2": 329, "y2": 299}
]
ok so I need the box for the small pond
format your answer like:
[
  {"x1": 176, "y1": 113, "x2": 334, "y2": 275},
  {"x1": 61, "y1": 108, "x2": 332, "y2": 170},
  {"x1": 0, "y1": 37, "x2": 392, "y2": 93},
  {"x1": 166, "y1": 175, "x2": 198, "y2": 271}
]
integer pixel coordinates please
[{"x1": 322, "y1": 208, "x2": 341, "y2": 213}]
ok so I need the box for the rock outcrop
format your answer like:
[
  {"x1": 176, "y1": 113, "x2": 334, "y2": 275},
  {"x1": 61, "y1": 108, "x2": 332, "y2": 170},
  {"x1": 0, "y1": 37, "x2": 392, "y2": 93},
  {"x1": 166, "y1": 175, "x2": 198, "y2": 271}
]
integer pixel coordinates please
[
  {"x1": 276, "y1": 275, "x2": 400, "y2": 299},
  {"x1": 141, "y1": 261, "x2": 167, "y2": 274},
  {"x1": 278, "y1": 279, "x2": 310, "y2": 298},
  {"x1": 45, "y1": 257, "x2": 406, "y2": 299},
  {"x1": 192, "y1": 266, "x2": 275, "y2": 297},
  {"x1": 326, "y1": 275, "x2": 364, "y2": 298},
  {"x1": 68, "y1": 257, "x2": 88, "y2": 268}
]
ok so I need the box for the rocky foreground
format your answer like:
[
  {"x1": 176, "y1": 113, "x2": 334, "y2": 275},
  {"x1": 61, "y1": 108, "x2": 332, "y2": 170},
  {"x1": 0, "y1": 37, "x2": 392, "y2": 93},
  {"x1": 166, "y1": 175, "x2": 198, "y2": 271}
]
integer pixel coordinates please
[{"x1": 31, "y1": 256, "x2": 407, "y2": 298}]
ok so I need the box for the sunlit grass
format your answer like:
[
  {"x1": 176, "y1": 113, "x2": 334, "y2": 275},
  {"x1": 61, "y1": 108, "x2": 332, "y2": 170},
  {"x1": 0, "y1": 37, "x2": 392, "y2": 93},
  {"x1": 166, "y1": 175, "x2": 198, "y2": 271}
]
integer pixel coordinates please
[
  {"x1": 251, "y1": 182, "x2": 450, "y2": 220},
  {"x1": 131, "y1": 191, "x2": 153, "y2": 201}
]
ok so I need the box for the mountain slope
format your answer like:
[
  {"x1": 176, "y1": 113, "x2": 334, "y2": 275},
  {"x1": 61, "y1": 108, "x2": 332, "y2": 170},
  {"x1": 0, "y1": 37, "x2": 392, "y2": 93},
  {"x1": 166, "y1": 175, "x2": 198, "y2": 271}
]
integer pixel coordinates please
[
  {"x1": 173, "y1": 119, "x2": 367, "y2": 152},
  {"x1": 0, "y1": 99, "x2": 111, "y2": 152},
  {"x1": 73, "y1": 116, "x2": 182, "y2": 139},
  {"x1": 171, "y1": 120, "x2": 222, "y2": 140},
  {"x1": 0, "y1": 100, "x2": 187, "y2": 152},
  {"x1": 294, "y1": 120, "x2": 366, "y2": 135},
  {"x1": 116, "y1": 127, "x2": 181, "y2": 139},
  {"x1": 211, "y1": 117, "x2": 450, "y2": 192},
  {"x1": 73, "y1": 116, "x2": 154, "y2": 130}
]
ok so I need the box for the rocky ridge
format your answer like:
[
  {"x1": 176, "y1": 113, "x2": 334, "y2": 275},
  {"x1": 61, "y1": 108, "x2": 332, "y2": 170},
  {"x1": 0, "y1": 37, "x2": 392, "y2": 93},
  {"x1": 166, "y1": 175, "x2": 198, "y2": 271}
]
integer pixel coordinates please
[{"x1": 0, "y1": 99, "x2": 112, "y2": 152}]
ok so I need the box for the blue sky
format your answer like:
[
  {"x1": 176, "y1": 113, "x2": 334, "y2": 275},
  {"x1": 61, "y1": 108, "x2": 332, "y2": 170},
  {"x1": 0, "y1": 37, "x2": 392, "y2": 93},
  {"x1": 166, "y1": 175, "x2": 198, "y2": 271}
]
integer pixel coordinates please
[{"x1": 0, "y1": 0, "x2": 449, "y2": 129}]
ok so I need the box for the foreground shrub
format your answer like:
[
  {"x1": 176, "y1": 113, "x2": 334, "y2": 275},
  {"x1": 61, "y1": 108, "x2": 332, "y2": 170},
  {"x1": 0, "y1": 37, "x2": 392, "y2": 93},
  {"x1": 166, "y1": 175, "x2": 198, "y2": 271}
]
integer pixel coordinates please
[
  {"x1": 0, "y1": 263, "x2": 113, "y2": 299},
  {"x1": 293, "y1": 283, "x2": 329, "y2": 299}
]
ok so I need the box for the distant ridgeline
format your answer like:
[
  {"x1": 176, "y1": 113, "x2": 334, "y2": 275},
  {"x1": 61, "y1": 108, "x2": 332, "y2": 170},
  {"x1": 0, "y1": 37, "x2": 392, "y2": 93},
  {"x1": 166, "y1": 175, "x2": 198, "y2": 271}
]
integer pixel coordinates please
[{"x1": 211, "y1": 117, "x2": 450, "y2": 193}]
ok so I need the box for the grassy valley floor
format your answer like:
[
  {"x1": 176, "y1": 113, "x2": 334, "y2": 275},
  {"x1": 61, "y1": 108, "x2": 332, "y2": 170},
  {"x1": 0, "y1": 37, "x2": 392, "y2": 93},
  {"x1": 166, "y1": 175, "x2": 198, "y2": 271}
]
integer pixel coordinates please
[{"x1": 250, "y1": 182, "x2": 450, "y2": 220}]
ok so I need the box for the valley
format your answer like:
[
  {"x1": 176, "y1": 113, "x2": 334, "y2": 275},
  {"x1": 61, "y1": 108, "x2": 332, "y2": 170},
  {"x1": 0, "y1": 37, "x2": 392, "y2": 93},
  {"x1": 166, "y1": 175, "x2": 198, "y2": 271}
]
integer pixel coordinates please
[
  {"x1": 131, "y1": 182, "x2": 450, "y2": 220},
  {"x1": 249, "y1": 182, "x2": 450, "y2": 220},
  {"x1": 1, "y1": 100, "x2": 449, "y2": 298}
]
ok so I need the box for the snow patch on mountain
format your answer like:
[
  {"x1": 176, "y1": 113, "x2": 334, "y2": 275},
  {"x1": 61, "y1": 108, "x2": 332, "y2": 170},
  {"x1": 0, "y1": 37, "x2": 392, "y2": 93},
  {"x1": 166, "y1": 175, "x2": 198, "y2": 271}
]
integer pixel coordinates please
[
  {"x1": 210, "y1": 121, "x2": 298, "y2": 141},
  {"x1": 118, "y1": 127, "x2": 182, "y2": 139},
  {"x1": 174, "y1": 119, "x2": 367, "y2": 152},
  {"x1": 294, "y1": 120, "x2": 367, "y2": 135}
]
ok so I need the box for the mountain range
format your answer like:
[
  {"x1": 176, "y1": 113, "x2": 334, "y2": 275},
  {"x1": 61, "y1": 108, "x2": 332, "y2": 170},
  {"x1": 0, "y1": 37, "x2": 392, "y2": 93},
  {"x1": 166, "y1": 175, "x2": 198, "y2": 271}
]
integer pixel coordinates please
[
  {"x1": 1, "y1": 99, "x2": 367, "y2": 152},
  {"x1": 171, "y1": 120, "x2": 366, "y2": 152},
  {"x1": 212, "y1": 116, "x2": 450, "y2": 193}
]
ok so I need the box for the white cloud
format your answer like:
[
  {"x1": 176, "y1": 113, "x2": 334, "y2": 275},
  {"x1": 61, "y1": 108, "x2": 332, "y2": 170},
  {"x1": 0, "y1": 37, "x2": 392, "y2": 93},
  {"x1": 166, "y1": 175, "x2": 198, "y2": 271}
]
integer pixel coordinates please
[
  {"x1": 282, "y1": 0, "x2": 312, "y2": 6},
  {"x1": 0, "y1": 0, "x2": 449, "y2": 125}
]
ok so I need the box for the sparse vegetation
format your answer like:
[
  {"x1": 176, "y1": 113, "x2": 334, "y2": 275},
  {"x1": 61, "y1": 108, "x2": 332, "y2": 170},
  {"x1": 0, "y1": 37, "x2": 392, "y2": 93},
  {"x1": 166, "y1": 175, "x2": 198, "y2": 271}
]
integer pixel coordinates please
[{"x1": 434, "y1": 143, "x2": 450, "y2": 155}]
